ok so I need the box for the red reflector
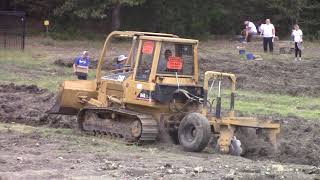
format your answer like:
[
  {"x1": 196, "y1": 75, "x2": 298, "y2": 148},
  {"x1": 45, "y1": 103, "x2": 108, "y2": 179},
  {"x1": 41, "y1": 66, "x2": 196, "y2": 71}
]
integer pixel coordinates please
[
  {"x1": 167, "y1": 56, "x2": 183, "y2": 70},
  {"x1": 142, "y1": 41, "x2": 154, "y2": 54}
]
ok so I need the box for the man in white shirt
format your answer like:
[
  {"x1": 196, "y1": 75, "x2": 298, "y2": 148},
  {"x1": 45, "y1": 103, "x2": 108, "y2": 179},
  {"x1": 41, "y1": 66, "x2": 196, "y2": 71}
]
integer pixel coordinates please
[
  {"x1": 243, "y1": 21, "x2": 257, "y2": 42},
  {"x1": 291, "y1": 24, "x2": 303, "y2": 61},
  {"x1": 260, "y1": 19, "x2": 275, "y2": 53}
]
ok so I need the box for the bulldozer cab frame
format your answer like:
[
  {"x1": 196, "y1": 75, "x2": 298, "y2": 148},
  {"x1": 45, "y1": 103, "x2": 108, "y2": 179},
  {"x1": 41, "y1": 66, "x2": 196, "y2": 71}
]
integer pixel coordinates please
[
  {"x1": 93, "y1": 31, "x2": 202, "y2": 109},
  {"x1": 96, "y1": 31, "x2": 199, "y2": 84}
]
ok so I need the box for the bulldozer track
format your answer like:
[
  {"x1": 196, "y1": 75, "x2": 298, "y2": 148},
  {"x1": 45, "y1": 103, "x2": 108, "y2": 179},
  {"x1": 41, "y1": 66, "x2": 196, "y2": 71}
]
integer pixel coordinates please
[{"x1": 77, "y1": 107, "x2": 159, "y2": 144}]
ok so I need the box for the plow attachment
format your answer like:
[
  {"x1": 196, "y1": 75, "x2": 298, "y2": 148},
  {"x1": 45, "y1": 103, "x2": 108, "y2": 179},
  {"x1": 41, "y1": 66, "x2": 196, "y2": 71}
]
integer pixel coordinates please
[
  {"x1": 214, "y1": 117, "x2": 280, "y2": 154},
  {"x1": 47, "y1": 80, "x2": 98, "y2": 115},
  {"x1": 203, "y1": 71, "x2": 281, "y2": 154}
]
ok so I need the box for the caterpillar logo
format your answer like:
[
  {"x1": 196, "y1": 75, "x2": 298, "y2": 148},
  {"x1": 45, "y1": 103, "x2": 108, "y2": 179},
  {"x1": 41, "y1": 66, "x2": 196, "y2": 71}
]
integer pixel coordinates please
[{"x1": 136, "y1": 90, "x2": 154, "y2": 102}]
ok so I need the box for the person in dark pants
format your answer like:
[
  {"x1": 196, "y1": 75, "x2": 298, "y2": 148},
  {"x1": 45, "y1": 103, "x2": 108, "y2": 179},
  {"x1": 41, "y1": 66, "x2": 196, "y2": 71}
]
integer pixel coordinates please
[
  {"x1": 260, "y1": 19, "x2": 275, "y2": 53},
  {"x1": 73, "y1": 50, "x2": 90, "y2": 80},
  {"x1": 291, "y1": 24, "x2": 303, "y2": 61},
  {"x1": 263, "y1": 37, "x2": 273, "y2": 52}
]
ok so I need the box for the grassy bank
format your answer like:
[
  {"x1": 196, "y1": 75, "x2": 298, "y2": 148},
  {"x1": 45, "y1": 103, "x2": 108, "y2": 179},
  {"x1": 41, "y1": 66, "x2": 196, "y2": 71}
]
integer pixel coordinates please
[{"x1": 207, "y1": 88, "x2": 320, "y2": 121}]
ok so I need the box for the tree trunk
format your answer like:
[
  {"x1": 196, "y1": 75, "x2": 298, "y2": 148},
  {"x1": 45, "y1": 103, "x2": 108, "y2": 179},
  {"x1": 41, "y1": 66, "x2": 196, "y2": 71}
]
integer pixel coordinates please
[{"x1": 111, "y1": 2, "x2": 121, "y2": 30}]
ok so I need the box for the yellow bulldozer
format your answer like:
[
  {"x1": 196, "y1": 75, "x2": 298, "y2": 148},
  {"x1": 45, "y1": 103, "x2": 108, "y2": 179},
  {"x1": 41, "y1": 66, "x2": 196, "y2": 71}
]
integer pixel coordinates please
[{"x1": 49, "y1": 31, "x2": 280, "y2": 155}]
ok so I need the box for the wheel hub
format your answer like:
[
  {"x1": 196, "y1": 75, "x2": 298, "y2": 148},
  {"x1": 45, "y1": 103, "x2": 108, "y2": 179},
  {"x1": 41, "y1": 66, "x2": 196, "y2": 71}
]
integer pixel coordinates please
[{"x1": 186, "y1": 125, "x2": 197, "y2": 142}]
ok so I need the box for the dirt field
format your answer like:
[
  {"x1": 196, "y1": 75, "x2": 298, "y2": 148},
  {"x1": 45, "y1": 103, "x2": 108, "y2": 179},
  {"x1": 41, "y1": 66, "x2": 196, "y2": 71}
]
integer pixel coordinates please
[
  {"x1": 0, "y1": 83, "x2": 319, "y2": 172},
  {"x1": 1, "y1": 123, "x2": 319, "y2": 180},
  {"x1": 199, "y1": 40, "x2": 320, "y2": 96},
  {"x1": 0, "y1": 38, "x2": 320, "y2": 179}
]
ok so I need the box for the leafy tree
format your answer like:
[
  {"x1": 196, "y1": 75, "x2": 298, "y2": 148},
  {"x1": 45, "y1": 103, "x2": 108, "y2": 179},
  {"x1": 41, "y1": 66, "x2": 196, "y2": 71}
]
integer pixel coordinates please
[
  {"x1": 8, "y1": 0, "x2": 64, "y2": 17},
  {"x1": 54, "y1": 0, "x2": 145, "y2": 30},
  {"x1": 2, "y1": 0, "x2": 320, "y2": 39}
]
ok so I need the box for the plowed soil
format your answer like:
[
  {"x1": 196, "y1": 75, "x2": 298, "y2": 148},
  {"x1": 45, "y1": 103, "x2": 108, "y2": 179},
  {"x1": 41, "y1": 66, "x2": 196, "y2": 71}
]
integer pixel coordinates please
[
  {"x1": 0, "y1": 84, "x2": 319, "y2": 170},
  {"x1": 200, "y1": 57, "x2": 320, "y2": 96},
  {"x1": 0, "y1": 83, "x2": 76, "y2": 128},
  {"x1": 199, "y1": 40, "x2": 320, "y2": 96},
  {"x1": 1, "y1": 123, "x2": 319, "y2": 179}
]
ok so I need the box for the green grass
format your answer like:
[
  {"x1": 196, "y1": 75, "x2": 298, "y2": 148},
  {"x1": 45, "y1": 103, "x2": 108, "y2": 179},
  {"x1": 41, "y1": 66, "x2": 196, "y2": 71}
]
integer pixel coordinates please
[
  {"x1": 208, "y1": 89, "x2": 320, "y2": 120},
  {"x1": 0, "y1": 50, "x2": 96, "y2": 91},
  {"x1": 236, "y1": 90, "x2": 320, "y2": 120}
]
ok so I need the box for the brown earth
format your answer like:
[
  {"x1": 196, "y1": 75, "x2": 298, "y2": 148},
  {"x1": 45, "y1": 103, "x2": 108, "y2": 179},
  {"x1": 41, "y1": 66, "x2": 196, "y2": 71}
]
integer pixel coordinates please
[
  {"x1": 200, "y1": 56, "x2": 320, "y2": 96},
  {"x1": 0, "y1": 123, "x2": 319, "y2": 179},
  {"x1": 0, "y1": 84, "x2": 319, "y2": 171},
  {"x1": 238, "y1": 117, "x2": 320, "y2": 166},
  {"x1": 0, "y1": 84, "x2": 76, "y2": 129},
  {"x1": 199, "y1": 40, "x2": 320, "y2": 96}
]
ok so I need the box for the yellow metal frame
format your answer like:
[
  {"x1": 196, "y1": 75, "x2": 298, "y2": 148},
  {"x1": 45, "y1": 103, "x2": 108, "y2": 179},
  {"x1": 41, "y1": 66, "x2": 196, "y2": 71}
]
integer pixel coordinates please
[{"x1": 203, "y1": 71, "x2": 280, "y2": 153}]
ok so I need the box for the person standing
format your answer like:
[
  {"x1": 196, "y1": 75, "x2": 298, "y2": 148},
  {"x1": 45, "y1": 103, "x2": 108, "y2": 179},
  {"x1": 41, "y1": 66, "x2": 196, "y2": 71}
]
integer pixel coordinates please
[
  {"x1": 243, "y1": 21, "x2": 257, "y2": 42},
  {"x1": 291, "y1": 24, "x2": 303, "y2": 61},
  {"x1": 73, "y1": 50, "x2": 90, "y2": 80},
  {"x1": 260, "y1": 19, "x2": 275, "y2": 53}
]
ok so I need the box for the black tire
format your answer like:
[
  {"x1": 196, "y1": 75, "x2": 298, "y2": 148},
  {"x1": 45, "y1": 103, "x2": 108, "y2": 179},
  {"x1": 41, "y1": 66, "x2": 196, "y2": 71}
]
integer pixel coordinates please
[{"x1": 178, "y1": 113, "x2": 211, "y2": 152}]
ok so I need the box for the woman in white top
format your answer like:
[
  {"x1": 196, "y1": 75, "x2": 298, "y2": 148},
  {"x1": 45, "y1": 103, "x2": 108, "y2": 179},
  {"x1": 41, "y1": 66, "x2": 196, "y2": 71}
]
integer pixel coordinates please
[{"x1": 291, "y1": 24, "x2": 303, "y2": 61}]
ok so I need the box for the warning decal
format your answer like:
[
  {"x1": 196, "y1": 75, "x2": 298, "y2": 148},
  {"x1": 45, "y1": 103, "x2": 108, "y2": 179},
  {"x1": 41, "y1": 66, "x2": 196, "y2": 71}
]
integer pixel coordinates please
[{"x1": 142, "y1": 41, "x2": 154, "y2": 54}]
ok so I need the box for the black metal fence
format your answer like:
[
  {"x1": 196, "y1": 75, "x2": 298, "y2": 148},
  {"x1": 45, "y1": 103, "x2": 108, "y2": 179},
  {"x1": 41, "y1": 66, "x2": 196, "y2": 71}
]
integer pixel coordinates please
[{"x1": 0, "y1": 11, "x2": 26, "y2": 50}]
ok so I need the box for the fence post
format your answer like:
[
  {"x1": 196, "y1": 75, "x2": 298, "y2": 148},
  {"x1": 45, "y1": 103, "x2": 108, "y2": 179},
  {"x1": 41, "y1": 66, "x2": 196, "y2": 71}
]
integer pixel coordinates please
[
  {"x1": 4, "y1": 31, "x2": 6, "y2": 49},
  {"x1": 21, "y1": 16, "x2": 26, "y2": 50}
]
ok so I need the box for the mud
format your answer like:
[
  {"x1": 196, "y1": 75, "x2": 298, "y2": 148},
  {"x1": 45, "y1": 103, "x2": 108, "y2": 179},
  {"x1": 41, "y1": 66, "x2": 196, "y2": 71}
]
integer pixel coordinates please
[
  {"x1": 0, "y1": 124, "x2": 319, "y2": 179},
  {"x1": 276, "y1": 117, "x2": 320, "y2": 166},
  {"x1": 200, "y1": 56, "x2": 320, "y2": 96},
  {"x1": 0, "y1": 83, "x2": 76, "y2": 128},
  {"x1": 0, "y1": 84, "x2": 319, "y2": 169},
  {"x1": 238, "y1": 117, "x2": 320, "y2": 166}
]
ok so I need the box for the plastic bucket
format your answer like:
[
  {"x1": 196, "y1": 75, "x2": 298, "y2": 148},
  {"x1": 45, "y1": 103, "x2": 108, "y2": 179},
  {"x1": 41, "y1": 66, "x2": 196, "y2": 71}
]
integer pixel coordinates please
[
  {"x1": 246, "y1": 53, "x2": 255, "y2": 60},
  {"x1": 239, "y1": 37, "x2": 245, "y2": 43},
  {"x1": 239, "y1": 49, "x2": 246, "y2": 55}
]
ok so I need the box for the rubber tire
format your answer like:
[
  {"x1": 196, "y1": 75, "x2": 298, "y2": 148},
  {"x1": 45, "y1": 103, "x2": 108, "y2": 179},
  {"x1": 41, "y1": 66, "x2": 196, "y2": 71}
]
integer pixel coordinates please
[{"x1": 178, "y1": 113, "x2": 211, "y2": 152}]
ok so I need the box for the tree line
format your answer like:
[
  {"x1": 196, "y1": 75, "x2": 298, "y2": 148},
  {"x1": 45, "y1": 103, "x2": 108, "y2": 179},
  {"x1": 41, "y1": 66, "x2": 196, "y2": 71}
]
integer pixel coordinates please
[{"x1": 1, "y1": 0, "x2": 319, "y2": 39}]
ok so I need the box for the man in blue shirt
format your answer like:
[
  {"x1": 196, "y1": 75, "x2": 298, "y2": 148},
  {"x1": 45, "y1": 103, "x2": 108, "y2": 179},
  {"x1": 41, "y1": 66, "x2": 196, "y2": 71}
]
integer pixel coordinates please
[{"x1": 73, "y1": 50, "x2": 90, "y2": 80}]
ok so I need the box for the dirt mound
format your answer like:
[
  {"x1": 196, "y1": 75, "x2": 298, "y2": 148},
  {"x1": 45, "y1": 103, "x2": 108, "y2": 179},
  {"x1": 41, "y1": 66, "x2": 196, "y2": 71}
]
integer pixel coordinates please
[
  {"x1": 0, "y1": 83, "x2": 76, "y2": 128},
  {"x1": 200, "y1": 57, "x2": 320, "y2": 96},
  {"x1": 240, "y1": 117, "x2": 320, "y2": 166},
  {"x1": 276, "y1": 118, "x2": 320, "y2": 166},
  {"x1": 54, "y1": 58, "x2": 74, "y2": 68}
]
